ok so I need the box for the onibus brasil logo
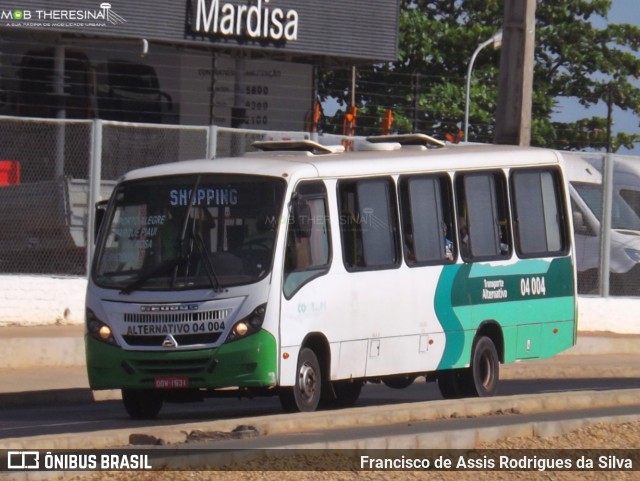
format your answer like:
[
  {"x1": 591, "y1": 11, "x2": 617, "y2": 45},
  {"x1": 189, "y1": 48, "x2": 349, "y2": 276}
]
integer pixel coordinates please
[{"x1": 3, "y1": 3, "x2": 126, "y2": 25}]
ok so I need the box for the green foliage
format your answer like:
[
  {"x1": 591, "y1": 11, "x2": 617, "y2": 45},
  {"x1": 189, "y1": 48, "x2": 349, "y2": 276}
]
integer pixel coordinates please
[{"x1": 318, "y1": 0, "x2": 640, "y2": 152}]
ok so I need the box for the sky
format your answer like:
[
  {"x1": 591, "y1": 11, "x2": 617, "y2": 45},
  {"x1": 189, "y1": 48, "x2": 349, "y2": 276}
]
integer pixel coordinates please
[
  {"x1": 553, "y1": 0, "x2": 640, "y2": 154},
  {"x1": 323, "y1": 0, "x2": 640, "y2": 152}
]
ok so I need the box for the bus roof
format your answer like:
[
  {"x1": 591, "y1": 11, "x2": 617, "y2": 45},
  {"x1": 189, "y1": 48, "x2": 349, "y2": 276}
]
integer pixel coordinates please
[{"x1": 119, "y1": 143, "x2": 564, "y2": 184}]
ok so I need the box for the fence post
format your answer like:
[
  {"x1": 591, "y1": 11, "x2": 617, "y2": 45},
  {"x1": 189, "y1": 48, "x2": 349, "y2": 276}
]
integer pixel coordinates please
[
  {"x1": 208, "y1": 125, "x2": 218, "y2": 159},
  {"x1": 599, "y1": 152, "x2": 613, "y2": 297},
  {"x1": 87, "y1": 119, "x2": 103, "y2": 276}
]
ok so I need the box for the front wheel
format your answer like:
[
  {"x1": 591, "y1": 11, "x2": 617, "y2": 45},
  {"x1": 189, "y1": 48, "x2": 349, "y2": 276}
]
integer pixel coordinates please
[
  {"x1": 279, "y1": 348, "x2": 323, "y2": 412},
  {"x1": 122, "y1": 389, "x2": 163, "y2": 419}
]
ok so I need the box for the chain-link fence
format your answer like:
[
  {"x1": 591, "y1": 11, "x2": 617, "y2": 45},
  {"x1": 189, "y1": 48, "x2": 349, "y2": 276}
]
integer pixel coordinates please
[
  {"x1": 562, "y1": 151, "x2": 640, "y2": 297},
  {"x1": 101, "y1": 123, "x2": 209, "y2": 181},
  {"x1": 0, "y1": 117, "x2": 306, "y2": 276},
  {"x1": 0, "y1": 117, "x2": 93, "y2": 275},
  {"x1": 1, "y1": 113, "x2": 640, "y2": 298}
]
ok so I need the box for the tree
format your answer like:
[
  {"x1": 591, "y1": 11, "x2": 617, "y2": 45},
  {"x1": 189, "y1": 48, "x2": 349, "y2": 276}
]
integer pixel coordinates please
[{"x1": 318, "y1": 0, "x2": 640, "y2": 152}]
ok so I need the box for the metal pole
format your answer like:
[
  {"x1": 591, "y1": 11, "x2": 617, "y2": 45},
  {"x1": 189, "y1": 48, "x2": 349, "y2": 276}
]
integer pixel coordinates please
[
  {"x1": 54, "y1": 44, "x2": 66, "y2": 179},
  {"x1": 230, "y1": 55, "x2": 246, "y2": 157},
  {"x1": 464, "y1": 33, "x2": 502, "y2": 142},
  {"x1": 413, "y1": 73, "x2": 420, "y2": 132},
  {"x1": 207, "y1": 125, "x2": 218, "y2": 160},
  {"x1": 351, "y1": 66, "x2": 356, "y2": 108},
  {"x1": 87, "y1": 119, "x2": 103, "y2": 275},
  {"x1": 599, "y1": 86, "x2": 614, "y2": 297}
]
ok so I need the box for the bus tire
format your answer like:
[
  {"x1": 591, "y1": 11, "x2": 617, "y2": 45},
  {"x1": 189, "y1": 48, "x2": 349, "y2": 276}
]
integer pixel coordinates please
[
  {"x1": 468, "y1": 336, "x2": 499, "y2": 397},
  {"x1": 122, "y1": 389, "x2": 163, "y2": 419},
  {"x1": 279, "y1": 348, "x2": 323, "y2": 412},
  {"x1": 332, "y1": 380, "x2": 363, "y2": 407},
  {"x1": 437, "y1": 369, "x2": 465, "y2": 399}
]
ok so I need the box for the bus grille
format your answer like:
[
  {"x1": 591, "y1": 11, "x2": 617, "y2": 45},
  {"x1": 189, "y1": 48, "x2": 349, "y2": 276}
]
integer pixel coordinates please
[
  {"x1": 124, "y1": 308, "x2": 230, "y2": 324},
  {"x1": 123, "y1": 333, "x2": 222, "y2": 347}
]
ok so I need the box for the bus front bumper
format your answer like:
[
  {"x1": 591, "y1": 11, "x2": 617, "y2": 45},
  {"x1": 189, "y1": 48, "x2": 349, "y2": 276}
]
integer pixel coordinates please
[{"x1": 85, "y1": 329, "x2": 278, "y2": 391}]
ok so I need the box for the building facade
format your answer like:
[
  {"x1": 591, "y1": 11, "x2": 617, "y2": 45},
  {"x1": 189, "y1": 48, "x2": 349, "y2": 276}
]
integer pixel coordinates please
[{"x1": 0, "y1": 0, "x2": 400, "y2": 130}]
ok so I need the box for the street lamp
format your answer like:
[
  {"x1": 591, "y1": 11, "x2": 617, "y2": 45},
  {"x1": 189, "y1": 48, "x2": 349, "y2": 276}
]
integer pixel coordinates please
[{"x1": 464, "y1": 31, "x2": 503, "y2": 142}]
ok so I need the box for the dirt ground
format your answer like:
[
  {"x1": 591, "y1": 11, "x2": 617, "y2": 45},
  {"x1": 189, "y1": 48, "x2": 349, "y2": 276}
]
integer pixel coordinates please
[{"x1": 57, "y1": 419, "x2": 640, "y2": 481}]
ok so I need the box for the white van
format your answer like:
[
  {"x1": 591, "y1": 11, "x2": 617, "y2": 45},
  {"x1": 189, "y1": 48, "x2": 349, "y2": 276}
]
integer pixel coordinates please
[
  {"x1": 581, "y1": 154, "x2": 640, "y2": 219},
  {"x1": 563, "y1": 153, "x2": 640, "y2": 295},
  {"x1": 614, "y1": 156, "x2": 640, "y2": 219}
]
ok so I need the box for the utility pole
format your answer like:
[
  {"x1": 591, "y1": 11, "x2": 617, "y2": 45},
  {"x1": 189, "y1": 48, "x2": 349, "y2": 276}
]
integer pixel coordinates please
[{"x1": 494, "y1": 0, "x2": 536, "y2": 145}]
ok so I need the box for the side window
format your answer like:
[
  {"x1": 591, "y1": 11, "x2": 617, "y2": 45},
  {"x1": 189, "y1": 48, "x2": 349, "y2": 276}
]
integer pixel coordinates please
[
  {"x1": 511, "y1": 168, "x2": 568, "y2": 256},
  {"x1": 283, "y1": 181, "x2": 331, "y2": 298},
  {"x1": 399, "y1": 174, "x2": 456, "y2": 265},
  {"x1": 621, "y1": 189, "x2": 640, "y2": 219},
  {"x1": 338, "y1": 177, "x2": 400, "y2": 270},
  {"x1": 456, "y1": 171, "x2": 511, "y2": 261}
]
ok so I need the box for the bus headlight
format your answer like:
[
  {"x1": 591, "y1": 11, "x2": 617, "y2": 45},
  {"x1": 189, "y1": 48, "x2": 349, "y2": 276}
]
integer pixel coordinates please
[
  {"x1": 625, "y1": 248, "x2": 640, "y2": 262},
  {"x1": 98, "y1": 325, "x2": 113, "y2": 340},
  {"x1": 234, "y1": 322, "x2": 249, "y2": 337},
  {"x1": 227, "y1": 303, "x2": 267, "y2": 342},
  {"x1": 86, "y1": 308, "x2": 118, "y2": 346}
]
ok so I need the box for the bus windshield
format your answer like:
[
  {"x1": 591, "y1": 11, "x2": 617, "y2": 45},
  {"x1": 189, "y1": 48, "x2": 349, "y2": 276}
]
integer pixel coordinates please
[{"x1": 94, "y1": 174, "x2": 286, "y2": 291}]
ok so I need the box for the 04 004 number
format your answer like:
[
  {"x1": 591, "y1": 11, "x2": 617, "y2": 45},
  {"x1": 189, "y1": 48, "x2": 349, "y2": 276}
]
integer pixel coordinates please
[{"x1": 520, "y1": 276, "x2": 546, "y2": 296}]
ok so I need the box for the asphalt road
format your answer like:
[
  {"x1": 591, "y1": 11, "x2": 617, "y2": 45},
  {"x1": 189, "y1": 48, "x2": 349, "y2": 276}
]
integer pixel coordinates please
[{"x1": 2, "y1": 375, "x2": 640, "y2": 441}]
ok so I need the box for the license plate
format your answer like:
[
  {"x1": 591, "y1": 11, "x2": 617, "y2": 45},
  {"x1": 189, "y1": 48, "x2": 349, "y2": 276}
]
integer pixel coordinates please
[{"x1": 154, "y1": 376, "x2": 189, "y2": 389}]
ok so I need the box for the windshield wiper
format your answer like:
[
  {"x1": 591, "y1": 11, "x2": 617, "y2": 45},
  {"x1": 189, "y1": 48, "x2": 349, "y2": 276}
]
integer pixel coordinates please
[
  {"x1": 119, "y1": 256, "x2": 187, "y2": 295},
  {"x1": 172, "y1": 176, "x2": 201, "y2": 287},
  {"x1": 194, "y1": 231, "x2": 220, "y2": 290}
]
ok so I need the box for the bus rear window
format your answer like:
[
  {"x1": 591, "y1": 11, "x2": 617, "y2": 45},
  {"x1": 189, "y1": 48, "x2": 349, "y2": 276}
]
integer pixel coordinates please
[{"x1": 511, "y1": 168, "x2": 568, "y2": 257}]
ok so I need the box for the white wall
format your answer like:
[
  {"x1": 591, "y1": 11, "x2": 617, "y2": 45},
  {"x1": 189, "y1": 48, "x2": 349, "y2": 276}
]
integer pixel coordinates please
[
  {"x1": 0, "y1": 275, "x2": 638, "y2": 333},
  {"x1": 0, "y1": 275, "x2": 86, "y2": 326}
]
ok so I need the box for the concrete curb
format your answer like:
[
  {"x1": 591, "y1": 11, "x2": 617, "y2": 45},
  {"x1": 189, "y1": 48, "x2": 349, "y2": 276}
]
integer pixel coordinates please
[{"x1": 2, "y1": 388, "x2": 640, "y2": 451}]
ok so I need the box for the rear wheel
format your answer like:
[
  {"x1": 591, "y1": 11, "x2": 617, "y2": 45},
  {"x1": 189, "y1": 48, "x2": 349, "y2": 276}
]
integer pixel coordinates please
[
  {"x1": 468, "y1": 336, "x2": 499, "y2": 397},
  {"x1": 437, "y1": 369, "x2": 465, "y2": 399},
  {"x1": 437, "y1": 336, "x2": 499, "y2": 399},
  {"x1": 332, "y1": 380, "x2": 363, "y2": 407},
  {"x1": 122, "y1": 389, "x2": 163, "y2": 419},
  {"x1": 279, "y1": 348, "x2": 323, "y2": 412}
]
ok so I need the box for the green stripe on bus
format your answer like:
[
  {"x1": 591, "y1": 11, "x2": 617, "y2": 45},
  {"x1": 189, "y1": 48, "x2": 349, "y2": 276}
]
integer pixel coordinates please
[
  {"x1": 452, "y1": 296, "x2": 576, "y2": 330},
  {"x1": 434, "y1": 264, "x2": 465, "y2": 369},
  {"x1": 435, "y1": 257, "x2": 575, "y2": 370},
  {"x1": 451, "y1": 257, "x2": 574, "y2": 307}
]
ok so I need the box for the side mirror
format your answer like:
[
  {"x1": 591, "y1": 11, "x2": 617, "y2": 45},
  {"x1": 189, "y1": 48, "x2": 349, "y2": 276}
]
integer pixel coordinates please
[
  {"x1": 572, "y1": 210, "x2": 590, "y2": 235},
  {"x1": 94, "y1": 200, "x2": 108, "y2": 241}
]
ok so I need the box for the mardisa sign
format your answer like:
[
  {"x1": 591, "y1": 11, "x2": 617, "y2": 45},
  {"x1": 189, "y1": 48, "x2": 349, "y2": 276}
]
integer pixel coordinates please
[{"x1": 193, "y1": 0, "x2": 298, "y2": 41}]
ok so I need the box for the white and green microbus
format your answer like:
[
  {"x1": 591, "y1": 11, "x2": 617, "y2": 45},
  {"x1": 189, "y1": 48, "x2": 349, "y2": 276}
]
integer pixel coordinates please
[{"x1": 86, "y1": 136, "x2": 577, "y2": 418}]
